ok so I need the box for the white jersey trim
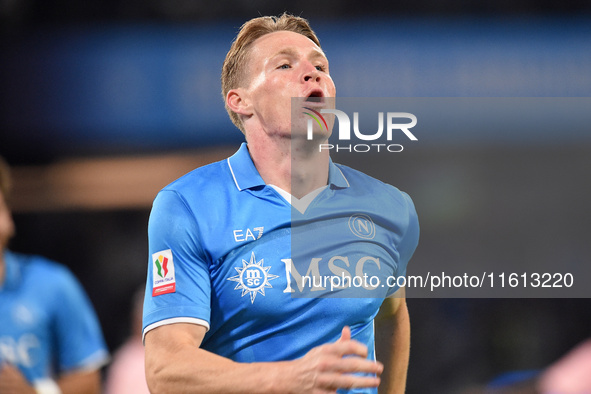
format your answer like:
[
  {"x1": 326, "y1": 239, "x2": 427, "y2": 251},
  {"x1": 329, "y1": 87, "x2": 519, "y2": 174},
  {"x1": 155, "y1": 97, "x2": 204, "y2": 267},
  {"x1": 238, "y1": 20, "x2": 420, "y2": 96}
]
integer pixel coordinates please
[
  {"x1": 142, "y1": 317, "x2": 210, "y2": 342},
  {"x1": 74, "y1": 349, "x2": 111, "y2": 372},
  {"x1": 33, "y1": 379, "x2": 62, "y2": 394},
  {"x1": 335, "y1": 166, "x2": 350, "y2": 187},
  {"x1": 227, "y1": 158, "x2": 241, "y2": 190}
]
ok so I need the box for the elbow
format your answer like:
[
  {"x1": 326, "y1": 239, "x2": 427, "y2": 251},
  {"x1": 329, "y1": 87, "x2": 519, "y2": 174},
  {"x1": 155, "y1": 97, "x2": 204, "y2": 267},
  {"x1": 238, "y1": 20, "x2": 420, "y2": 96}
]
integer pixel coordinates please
[{"x1": 145, "y1": 356, "x2": 169, "y2": 394}]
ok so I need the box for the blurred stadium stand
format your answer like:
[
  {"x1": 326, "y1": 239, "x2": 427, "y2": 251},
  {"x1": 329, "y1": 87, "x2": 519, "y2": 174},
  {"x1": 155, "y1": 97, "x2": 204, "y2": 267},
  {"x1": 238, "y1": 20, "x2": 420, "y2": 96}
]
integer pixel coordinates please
[{"x1": 2, "y1": 18, "x2": 590, "y2": 166}]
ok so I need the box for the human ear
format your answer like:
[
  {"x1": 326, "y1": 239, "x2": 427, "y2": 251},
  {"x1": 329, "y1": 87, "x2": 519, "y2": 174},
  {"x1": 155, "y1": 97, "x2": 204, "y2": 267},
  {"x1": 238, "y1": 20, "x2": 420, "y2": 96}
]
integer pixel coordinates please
[{"x1": 226, "y1": 88, "x2": 252, "y2": 117}]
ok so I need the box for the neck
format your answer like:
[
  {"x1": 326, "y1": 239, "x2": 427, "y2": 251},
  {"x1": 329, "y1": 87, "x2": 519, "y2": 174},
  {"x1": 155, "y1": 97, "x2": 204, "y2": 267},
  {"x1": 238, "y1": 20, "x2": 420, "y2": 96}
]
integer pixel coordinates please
[{"x1": 246, "y1": 132, "x2": 330, "y2": 199}]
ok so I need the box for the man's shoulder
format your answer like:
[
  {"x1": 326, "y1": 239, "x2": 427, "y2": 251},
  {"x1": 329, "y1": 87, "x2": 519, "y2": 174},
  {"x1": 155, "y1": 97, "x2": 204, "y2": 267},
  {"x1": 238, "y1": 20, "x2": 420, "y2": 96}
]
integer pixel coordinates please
[
  {"x1": 7, "y1": 251, "x2": 74, "y2": 286},
  {"x1": 150, "y1": 155, "x2": 240, "y2": 218},
  {"x1": 334, "y1": 162, "x2": 413, "y2": 207},
  {"x1": 164, "y1": 157, "x2": 231, "y2": 193},
  {"x1": 155, "y1": 156, "x2": 240, "y2": 210}
]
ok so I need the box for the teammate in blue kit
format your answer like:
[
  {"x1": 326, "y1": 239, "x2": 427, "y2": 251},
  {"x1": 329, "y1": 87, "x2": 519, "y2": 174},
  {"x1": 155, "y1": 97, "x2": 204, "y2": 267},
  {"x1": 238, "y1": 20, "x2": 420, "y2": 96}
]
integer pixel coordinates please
[
  {"x1": 0, "y1": 156, "x2": 109, "y2": 394},
  {"x1": 143, "y1": 13, "x2": 419, "y2": 394}
]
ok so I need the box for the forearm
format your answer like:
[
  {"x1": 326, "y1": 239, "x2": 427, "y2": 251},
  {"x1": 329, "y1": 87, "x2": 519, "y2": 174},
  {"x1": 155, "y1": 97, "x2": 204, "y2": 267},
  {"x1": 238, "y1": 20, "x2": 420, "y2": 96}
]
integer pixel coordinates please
[
  {"x1": 57, "y1": 370, "x2": 101, "y2": 394},
  {"x1": 375, "y1": 298, "x2": 410, "y2": 394},
  {"x1": 145, "y1": 323, "x2": 383, "y2": 394},
  {"x1": 146, "y1": 344, "x2": 291, "y2": 394}
]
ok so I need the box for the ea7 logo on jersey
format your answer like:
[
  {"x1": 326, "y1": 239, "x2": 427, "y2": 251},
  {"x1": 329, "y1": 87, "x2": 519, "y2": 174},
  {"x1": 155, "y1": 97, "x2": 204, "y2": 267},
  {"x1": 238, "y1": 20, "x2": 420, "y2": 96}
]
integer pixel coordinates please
[
  {"x1": 152, "y1": 249, "x2": 176, "y2": 296},
  {"x1": 227, "y1": 252, "x2": 279, "y2": 304},
  {"x1": 233, "y1": 227, "x2": 264, "y2": 242}
]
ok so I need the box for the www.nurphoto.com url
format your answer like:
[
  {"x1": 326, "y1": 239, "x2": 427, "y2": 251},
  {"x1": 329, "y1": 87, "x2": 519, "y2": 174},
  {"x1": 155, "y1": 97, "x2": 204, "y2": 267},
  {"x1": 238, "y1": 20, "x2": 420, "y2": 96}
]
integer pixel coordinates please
[{"x1": 303, "y1": 272, "x2": 574, "y2": 292}]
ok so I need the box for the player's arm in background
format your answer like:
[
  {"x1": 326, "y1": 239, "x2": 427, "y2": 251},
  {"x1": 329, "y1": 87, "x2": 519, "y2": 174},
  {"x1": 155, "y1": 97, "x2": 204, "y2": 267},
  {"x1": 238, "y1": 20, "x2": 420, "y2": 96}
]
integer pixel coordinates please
[
  {"x1": 375, "y1": 287, "x2": 410, "y2": 394},
  {"x1": 0, "y1": 363, "x2": 101, "y2": 394},
  {"x1": 53, "y1": 265, "x2": 109, "y2": 394},
  {"x1": 55, "y1": 370, "x2": 102, "y2": 394},
  {"x1": 145, "y1": 324, "x2": 383, "y2": 394}
]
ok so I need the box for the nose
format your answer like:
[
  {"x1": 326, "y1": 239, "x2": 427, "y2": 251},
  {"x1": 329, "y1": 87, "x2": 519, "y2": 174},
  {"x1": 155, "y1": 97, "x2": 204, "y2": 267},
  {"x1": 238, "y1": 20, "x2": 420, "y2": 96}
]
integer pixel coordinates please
[
  {"x1": 302, "y1": 63, "x2": 321, "y2": 83},
  {"x1": 303, "y1": 73, "x2": 319, "y2": 82}
]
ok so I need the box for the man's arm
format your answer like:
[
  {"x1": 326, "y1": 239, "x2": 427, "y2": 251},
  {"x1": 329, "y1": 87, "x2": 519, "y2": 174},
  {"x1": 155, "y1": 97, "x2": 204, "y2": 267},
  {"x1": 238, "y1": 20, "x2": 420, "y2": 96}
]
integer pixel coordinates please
[
  {"x1": 0, "y1": 364, "x2": 100, "y2": 394},
  {"x1": 145, "y1": 323, "x2": 383, "y2": 394},
  {"x1": 57, "y1": 369, "x2": 101, "y2": 394},
  {"x1": 375, "y1": 287, "x2": 410, "y2": 394},
  {"x1": 0, "y1": 364, "x2": 35, "y2": 394}
]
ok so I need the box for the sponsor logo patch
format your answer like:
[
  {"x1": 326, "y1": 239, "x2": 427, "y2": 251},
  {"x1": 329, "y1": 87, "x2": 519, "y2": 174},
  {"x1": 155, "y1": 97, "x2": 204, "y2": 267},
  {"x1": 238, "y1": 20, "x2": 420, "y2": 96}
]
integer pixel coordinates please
[
  {"x1": 227, "y1": 252, "x2": 278, "y2": 304},
  {"x1": 152, "y1": 249, "x2": 176, "y2": 296}
]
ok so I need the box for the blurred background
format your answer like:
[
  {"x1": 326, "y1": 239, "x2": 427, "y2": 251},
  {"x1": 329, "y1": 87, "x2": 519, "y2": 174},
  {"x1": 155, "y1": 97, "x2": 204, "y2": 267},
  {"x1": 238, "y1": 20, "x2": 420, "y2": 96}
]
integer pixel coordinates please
[{"x1": 1, "y1": 1, "x2": 590, "y2": 392}]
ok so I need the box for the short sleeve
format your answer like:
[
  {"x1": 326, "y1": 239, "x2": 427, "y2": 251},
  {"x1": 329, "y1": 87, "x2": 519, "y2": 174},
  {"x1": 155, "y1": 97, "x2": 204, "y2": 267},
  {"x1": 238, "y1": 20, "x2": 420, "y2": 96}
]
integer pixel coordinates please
[
  {"x1": 52, "y1": 267, "x2": 109, "y2": 372},
  {"x1": 142, "y1": 190, "x2": 212, "y2": 336},
  {"x1": 396, "y1": 191, "x2": 420, "y2": 279}
]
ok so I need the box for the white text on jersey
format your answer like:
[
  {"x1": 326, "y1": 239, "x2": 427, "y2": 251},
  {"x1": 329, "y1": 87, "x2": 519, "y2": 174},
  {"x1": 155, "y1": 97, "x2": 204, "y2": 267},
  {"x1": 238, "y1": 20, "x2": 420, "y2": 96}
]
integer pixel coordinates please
[{"x1": 233, "y1": 227, "x2": 264, "y2": 242}]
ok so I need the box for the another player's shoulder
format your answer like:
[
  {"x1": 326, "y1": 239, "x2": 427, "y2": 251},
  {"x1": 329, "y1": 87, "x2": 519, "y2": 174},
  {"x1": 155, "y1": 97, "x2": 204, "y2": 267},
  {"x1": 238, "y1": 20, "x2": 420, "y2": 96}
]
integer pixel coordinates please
[
  {"x1": 8, "y1": 251, "x2": 75, "y2": 286},
  {"x1": 334, "y1": 163, "x2": 415, "y2": 210}
]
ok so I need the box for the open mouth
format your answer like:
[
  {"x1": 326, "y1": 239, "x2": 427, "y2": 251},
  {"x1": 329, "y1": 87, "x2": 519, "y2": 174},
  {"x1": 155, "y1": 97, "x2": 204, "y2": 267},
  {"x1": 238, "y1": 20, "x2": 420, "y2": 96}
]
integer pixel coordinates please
[{"x1": 305, "y1": 90, "x2": 324, "y2": 103}]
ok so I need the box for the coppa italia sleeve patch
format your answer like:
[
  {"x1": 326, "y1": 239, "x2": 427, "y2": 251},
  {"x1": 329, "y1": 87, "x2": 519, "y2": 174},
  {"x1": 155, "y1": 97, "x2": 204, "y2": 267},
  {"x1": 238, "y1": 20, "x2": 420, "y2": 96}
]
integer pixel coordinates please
[{"x1": 152, "y1": 249, "x2": 176, "y2": 296}]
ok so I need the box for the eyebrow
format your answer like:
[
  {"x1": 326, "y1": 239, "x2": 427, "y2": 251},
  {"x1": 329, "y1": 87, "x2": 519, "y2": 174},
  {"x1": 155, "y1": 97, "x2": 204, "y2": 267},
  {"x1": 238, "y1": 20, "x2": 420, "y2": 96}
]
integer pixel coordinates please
[{"x1": 271, "y1": 47, "x2": 328, "y2": 62}]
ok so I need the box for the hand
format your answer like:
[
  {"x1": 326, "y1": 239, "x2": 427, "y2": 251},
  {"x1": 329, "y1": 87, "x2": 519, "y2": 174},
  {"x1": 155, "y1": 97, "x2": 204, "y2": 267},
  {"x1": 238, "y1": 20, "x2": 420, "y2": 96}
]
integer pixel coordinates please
[
  {"x1": 0, "y1": 363, "x2": 36, "y2": 394},
  {"x1": 289, "y1": 326, "x2": 383, "y2": 394}
]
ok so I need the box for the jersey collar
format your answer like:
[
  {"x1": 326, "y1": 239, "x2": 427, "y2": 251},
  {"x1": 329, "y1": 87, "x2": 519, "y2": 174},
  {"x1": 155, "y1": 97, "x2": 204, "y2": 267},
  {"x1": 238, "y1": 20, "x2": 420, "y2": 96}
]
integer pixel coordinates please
[
  {"x1": 327, "y1": 159, "x2": 350, "y2": 189},
  {"x1": 227, "y1": 143, "x2": 266, "y2": 191},
  {"x1": 227, "y1": 142, "x2": 350, "y2": 191}
]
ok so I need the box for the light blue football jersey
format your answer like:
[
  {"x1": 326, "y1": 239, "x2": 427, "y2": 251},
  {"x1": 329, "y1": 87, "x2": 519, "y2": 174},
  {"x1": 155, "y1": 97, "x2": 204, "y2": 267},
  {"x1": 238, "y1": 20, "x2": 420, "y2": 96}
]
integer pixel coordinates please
[
  {"x1": 0, "y1": 250, "x2": 109, "y2": 385},
  {"x1": 143, "y1": 143, "x2": 419, "y2": 393}
]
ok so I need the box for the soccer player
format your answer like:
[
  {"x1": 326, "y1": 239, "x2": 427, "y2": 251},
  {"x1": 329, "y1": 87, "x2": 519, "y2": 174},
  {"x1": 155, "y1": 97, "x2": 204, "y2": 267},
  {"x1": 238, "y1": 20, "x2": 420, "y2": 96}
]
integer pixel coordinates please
[
  {"x1": 0, "y1": 156, "x2": 109, "y2": 394},
  {"x1": 143, "y1": 13, "x2": 419, "y2": 394}
]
